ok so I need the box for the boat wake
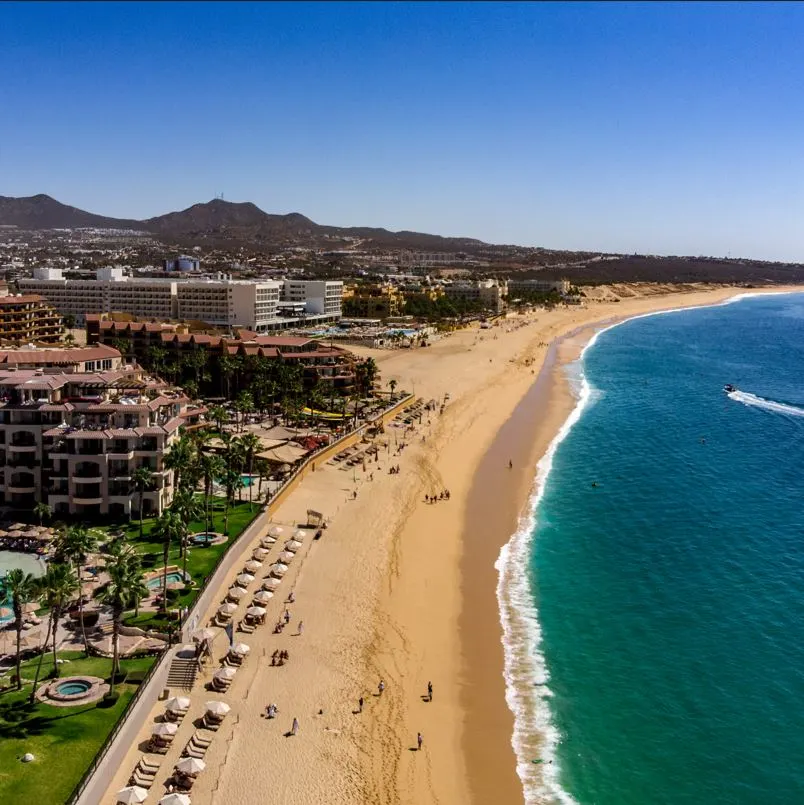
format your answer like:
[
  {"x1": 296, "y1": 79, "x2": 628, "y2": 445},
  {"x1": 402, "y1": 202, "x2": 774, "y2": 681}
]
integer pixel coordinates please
[{"x1": 727, "y1": 390, "x2": 804, "y2": 418}]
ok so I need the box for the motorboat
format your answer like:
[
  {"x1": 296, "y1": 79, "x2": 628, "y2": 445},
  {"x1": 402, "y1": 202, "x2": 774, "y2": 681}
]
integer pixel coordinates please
[{"x1": 723, "y1": 384, "x2": 736, "y2": 393}]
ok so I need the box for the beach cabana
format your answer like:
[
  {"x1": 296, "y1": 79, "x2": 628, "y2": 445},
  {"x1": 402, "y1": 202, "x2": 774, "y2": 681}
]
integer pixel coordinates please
[
  {"x1": 152, "y1": 722, "x2": 178, "y2": 737},
  {"x1": 262, "y1": 578, "x2": 280, "y2": 591},
  {"x1": 159, "y1": 794, "x2": 191, "y2": 805},
  {"x1": 226, "y1": 586, "x2": 246, "y2": 601},
  {"x1": 244, "y1": 559, "x2": 262, "y2": 572},
  {"x1": 230, "y1": 643, "x2": 250, "y2": 657},
  {"x1": 253, "y1": 590, "x2": 273, "y2": 604},
  {"x1": 235, "y1": 573, "x2": 255, "y2": 587},
  {"x1": 165, "y1": 696, "x2": 191, "y2": 713},
  {"x1": 116, "y1": 786, "x2": 148, "y2": 804},
  {"x1": 205, "y1": 700, "x2": 230, "y2": 717},
  {"x1": 214, "y1": 666, "x2": 237, "y2": 681},
  {"x1": 269, "y1": 563, "x2": 288, "y2": 577},
  {"x1": 217, "y1": 603, "x2": 238, "y2": 616},
  {"x1": 252, "y1": 547, "x2": 269, "y2": 560},
  {"x1": 268, "y1": 526, "x2": 284, "y2": 537},
  {"x1": 294, "y1": 530, "x2": 307, "y2": 540},
  {"x1": 284, "y1": 540, "x2": 302, "y2": 553},
  {"x1": 175, "y1": 757, "x2": 206, "y2": 776},
  {"x1": 277, "y1": 551, "x2": 294, "y2": 564}
]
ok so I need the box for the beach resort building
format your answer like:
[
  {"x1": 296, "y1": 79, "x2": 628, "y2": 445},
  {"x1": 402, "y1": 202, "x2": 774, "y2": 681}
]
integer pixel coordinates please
[
  {"x1": 342, "y1": 283, "x2": 405, "y2": 319},
  {"x1": 86, "y1": 318, "x2": 358, "y2": 397},
  {"x1": 0, "y1": 293, "x2": 63, "y2": 344},
  {"x1": 19, "y1": 269, "x2": 344, "y2": 331},
  {"x1": 0, "y1": 346, "x2": 191, "y2": 517},
  {"x1": 506, "y1": 278, "x2": 571, "y2": 297},
  {"x1": 443, "y1": 279, "x2": 506, "y2": 314}
]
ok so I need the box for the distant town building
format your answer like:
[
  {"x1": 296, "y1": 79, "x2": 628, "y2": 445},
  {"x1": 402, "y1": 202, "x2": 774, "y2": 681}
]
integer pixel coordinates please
[
  {"x1": 0, "y1": 343, "x2": 122, "y2": 373},
  {"x1": 280, "y1": 280, "x2": 343, "y2": 319},
  {"x1": 163, "y1": 255, "x2": 201, "y2": 272},
  {"x1": 342, "y1": 283, "x2": 405, "y2": 319}
]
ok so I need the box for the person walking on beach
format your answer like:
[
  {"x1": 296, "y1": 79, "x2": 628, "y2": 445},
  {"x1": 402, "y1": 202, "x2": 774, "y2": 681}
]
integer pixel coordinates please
[
  {"x1": 427, "y1": 681, "x2": 433, "y2": 701},
  {"x1": 378, "y1": 679, "x2": 385, "y2": 697},
  {"x1": 358, "y1": 696, "x2": 364, "y2": 713},
  {"x1": 291, "y1": 717, "x2": 299, "y2": 736},
  {"x1": 417, "y1": 732, "x2": 423, "y2": 751},
  {"x1": 509, "y1": 459, "x2": 513, "y2": 469},
  {"x1": 297, "y1": 620, "x2": 304, "y2": 636},
  {"x1": 283, "y1": 609, "x2": 291, "y2": 625}
]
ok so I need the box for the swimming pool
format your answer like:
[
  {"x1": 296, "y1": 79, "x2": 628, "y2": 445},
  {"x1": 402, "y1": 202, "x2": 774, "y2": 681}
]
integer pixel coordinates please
[
  {"x1": 55, "y1": 679, "x2": 91, "y2": 696},
  {"x1": 146, "y1": 571, "x2": 185, "y2": 589}
]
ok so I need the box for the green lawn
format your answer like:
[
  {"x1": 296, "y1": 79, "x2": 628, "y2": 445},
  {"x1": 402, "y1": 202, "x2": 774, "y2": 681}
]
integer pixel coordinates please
[
  {"x1": 0, "y1": 651, "x2": 155, "y2": 805},
  {"x1": 91, "y1": 498, "x2": 259, "y2": 631}
]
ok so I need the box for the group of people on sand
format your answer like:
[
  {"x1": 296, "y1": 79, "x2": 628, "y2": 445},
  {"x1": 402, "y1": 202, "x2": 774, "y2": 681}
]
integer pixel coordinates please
[
  {"x1": 388, "y1": 465, "x2": 401, "y2": 474},
  {"x1": 271, "y1": 649, "x2": 290, "y2": 666},
  {"x1": 424, "y1": 490, "x2": 450, "y2": 504}
]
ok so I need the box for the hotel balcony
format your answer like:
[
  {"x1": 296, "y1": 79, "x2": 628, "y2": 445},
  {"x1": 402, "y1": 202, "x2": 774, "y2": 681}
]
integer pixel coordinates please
[{"x1": 7, "y1": 443, "x2": 37, "y2": 453}]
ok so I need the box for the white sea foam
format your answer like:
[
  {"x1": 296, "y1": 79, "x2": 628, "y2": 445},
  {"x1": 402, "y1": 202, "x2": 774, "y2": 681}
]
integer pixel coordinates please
[
  {"x1": 495, "y1": 290, "x2": 804, "y2": 804},
  {"x1": 727, "y1": 390, "x2": 804, "y2": 418}
]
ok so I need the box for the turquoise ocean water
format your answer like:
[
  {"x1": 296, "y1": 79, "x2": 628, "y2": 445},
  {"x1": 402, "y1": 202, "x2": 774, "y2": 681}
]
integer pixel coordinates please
[{"x1": 499, "y1": 292, "x2": 804, "y2": 805}]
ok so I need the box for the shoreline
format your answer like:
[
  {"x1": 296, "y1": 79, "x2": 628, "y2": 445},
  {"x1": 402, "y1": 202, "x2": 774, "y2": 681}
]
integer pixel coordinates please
[{"x1": 468, "y1": 286, "x2": 804, "y2": 805}]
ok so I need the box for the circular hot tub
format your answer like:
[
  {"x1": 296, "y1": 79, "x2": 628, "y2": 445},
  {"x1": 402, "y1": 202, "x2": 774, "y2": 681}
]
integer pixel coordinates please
[{"x1": 36, "y1": 675, "x2": 108, "y2": 706}]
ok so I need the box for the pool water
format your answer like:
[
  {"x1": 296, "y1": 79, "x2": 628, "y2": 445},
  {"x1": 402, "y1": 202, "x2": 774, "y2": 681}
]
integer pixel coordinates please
[
  {"x1": 192, "y1": 533, "x2": 216, "y2": 545},
  {"x1": 56, "y1": 680, "x2": 90, "y2": 696},
  {"x1": 146, "y1": 572, "x2": 185, "y2": 589},
  {"x1": 241, "y1": 474, "x2": 257, "y2": 488}
]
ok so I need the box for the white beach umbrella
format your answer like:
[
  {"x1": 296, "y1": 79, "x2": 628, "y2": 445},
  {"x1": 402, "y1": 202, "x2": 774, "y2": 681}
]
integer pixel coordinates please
[
  {"x1": 235, "y1": 573, "x2": 255, "y2": 587},
  {"x1": 218, "y1": 602, "x2": 238, "y2": 615},
  {"x1": 252, "y1": 547, "x2": 269, "y2": 559},
  {"x1": 260, "y1": 537, "x2": 276, "y2": 547},
  {"x1": 253, "y1": 590, "x2": 274, "y2": 604},
  {"x1": 227, "y1": 586, "x2": 246, "y2": 600},
  {"x1": 175, "y1": 756, "x2": 206, "y2": 775},
  {"x1": 165, "y1": 696, "x2": 191, "y2": 712},
  {"x1": 277, "y1": 551, "x2": 294, "y2": 564},
  {"x1": 205, "y1": 700, "x2": 230, "y2": 716},
  {"x1": 269, "y1": 564, "x2": 288, "y2": 578},
  {"x1": 294, "y1": 530, "x2": 306, "y2": 540},
  {"x1": 245, "y1": 605, "x2": 266, "y2": 618},
  {"x1": 262, "y1": 577, "x2": 280, "y2": 591},
  {"x1": 230, "y1": 642, "x2": 250, "y2": 656},
  {"x1": 159, "y1": 795, "x2": 191, "y2": 805},
  {"x1": 268, "y1": 526, "x2": 284, "y2": 537},
  {"x1": 284, "y1": 540, "x2": 302, "y2": 552},
  {"x1": 214, "y1": 666, "x2": 237, "y2": 681},
  {"x1": 192, "y1": 628, "x2": 217, "y2": 642},
  {"x1": 244, "y1": 559, "x2": 263, "y2": 572},
  {"x1": 117, "y1": 786, "x2": 148, "y2": 804},
  {"x1": 152, "y1": 722, "x2": 178, "y2": 736}
]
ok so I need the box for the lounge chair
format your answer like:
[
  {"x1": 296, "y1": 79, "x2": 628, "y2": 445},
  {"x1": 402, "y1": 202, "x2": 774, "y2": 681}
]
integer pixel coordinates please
[
  {"x1": 238, "y1": 622, "x2": 255, "y2": 634},
  {"x1": 129, "y1": 773, "x2": 155, "y2": 789},
  {"x1": 138, "y1": 756, "x2": 161, "y2": 772},
  {"x1": 183, "y1": 744, "x2": 208, "y2": 759}
]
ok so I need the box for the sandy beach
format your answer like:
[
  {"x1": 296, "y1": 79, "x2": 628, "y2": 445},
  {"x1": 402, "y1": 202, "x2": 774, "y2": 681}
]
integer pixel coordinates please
[{"x1": 98, "y1": 284, "x2": 801, "y2": 805}]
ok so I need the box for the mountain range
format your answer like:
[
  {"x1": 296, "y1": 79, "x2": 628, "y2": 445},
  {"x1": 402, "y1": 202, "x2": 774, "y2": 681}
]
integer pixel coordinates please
[{"x1": 0, "y1": 194, "x2": 487, "y2": 252}]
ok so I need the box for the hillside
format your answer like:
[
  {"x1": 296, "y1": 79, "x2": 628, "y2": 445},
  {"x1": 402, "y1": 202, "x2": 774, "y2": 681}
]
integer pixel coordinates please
[{"x1": 0, "y1": 194, "x2": 486, "y2": 252}]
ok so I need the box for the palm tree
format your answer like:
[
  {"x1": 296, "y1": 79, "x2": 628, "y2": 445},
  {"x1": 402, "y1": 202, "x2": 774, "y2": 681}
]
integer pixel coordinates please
[
  {"x1": 237, "y1": 432, "x2": 261, "y2": 508},
  {"x1": 221, "y1": 467, "x2": 242, "y2": 534},
  {"x1": 132, "y1": 466, "x2": 155, "y2": 538},
  {"x1": 223, "y1": 435, "x2": 246, "y2": 502},
  {"x1": 152, "y1": 511, "x2": 184, "y2": 610},
  {"x1": 33, "y1": 501, "x2": 51, "y2": 527},
  {"x1": 170, "y1": 488, "x2": 203, "y2": 579},
  {"x1": 97, "y1": 547, "x2": 147, "y2": 695},
  {"x1": 5, "y1": 569, "x2": 37, "y2": 690},
  {"x1": 219, "y1": 353, "x2": 241, "y2": 400},
  {"x1": 199, "y1": 451, "x2": 224, "y2": 533},
  {"x1": 388, "y1": 378, "x2": 398, "y2": 395},
  {"x1": 53, "y1": 525, "x2": 98, "y2": 656},
  {"x1": 30, "y1": 563, "x2": 78, "y2": 700},
  {"x1": 234, "y1": 390, "x2": 254, "y2": 432},
  {"x1": 164, "y1": 434, "x2": 195, "y2": 493},
  {"x1": 208, "y1": 404, "x2": 228, "y2": 434}
]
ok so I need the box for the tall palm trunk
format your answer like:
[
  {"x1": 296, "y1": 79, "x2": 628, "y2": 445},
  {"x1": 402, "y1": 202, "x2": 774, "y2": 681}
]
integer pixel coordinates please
[
  {"x1": 109, "y1": 606, "x2": 121, "y2": 695},
  {"x1": 162, "y1": 537, "x2": 170, "y2": 612},
  {"x1": 248, "y1": 455, "x2": 254, "y2": 508},
  {"x1": 51, "y1": 605, "x2": 61, "y2": 678},
  {"x1": 14, "y1": 611, "x2": 23, "y2": 690},
  {"x1": 223, "y1": 494, "x2": 230, "y2": 534},
  {"x1": 204, "y1": 477, "x2": 211, "y2": 533},
  {"x1": 30, "y1": 613, "x2": 54, "y2": 703},
  {"x1": 138, "y1": 490, "x2": 145, "y2": 538},
  {"x1": 77, "y1": 560, "x2": 90, "y2": 657}
]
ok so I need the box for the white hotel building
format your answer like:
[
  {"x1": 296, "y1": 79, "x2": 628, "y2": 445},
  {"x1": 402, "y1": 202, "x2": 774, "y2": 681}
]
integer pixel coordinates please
[{"x1": 20, "y1": 269, "x2": 343, "y2": 331}]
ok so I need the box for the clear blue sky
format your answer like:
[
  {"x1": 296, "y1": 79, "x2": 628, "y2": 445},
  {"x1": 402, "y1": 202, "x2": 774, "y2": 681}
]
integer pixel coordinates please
[{"x1": 2, "y1": 1, "x2": 803, "y2": 261}]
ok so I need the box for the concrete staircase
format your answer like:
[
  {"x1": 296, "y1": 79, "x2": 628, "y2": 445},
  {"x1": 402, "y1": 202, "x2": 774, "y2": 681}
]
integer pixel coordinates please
[{"x1": 166, "y1": 656, "x2": 197, "y2": 691}]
